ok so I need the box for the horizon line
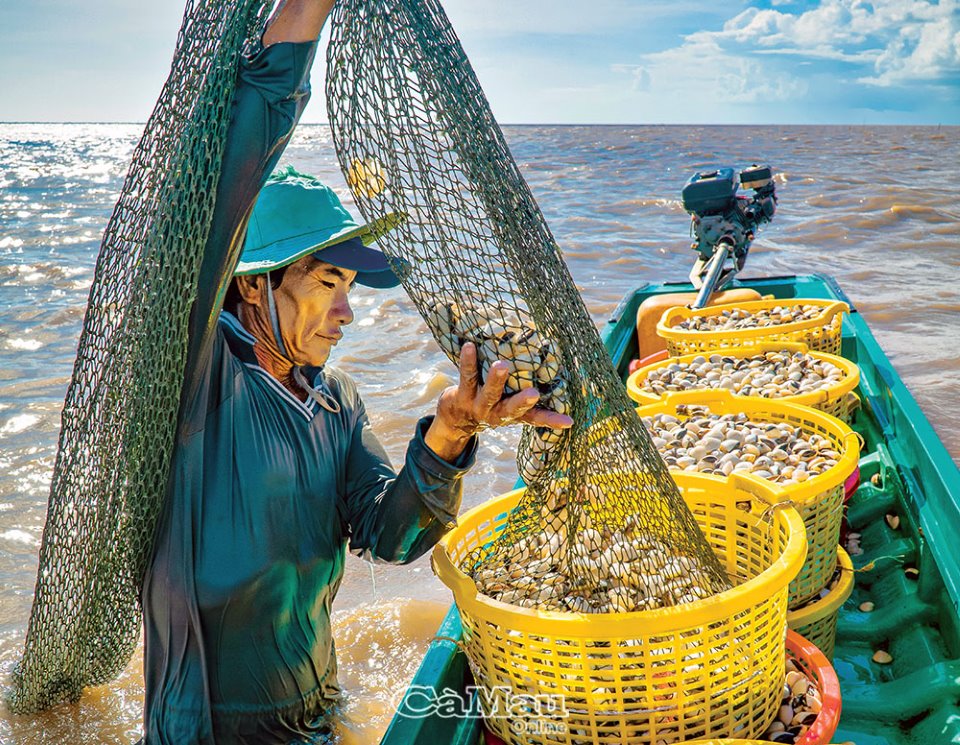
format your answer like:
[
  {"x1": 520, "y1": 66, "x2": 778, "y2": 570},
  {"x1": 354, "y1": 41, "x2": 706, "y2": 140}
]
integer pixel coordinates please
[{"x1": 0, "y1": 120, "x2": 955, "y2": 128}]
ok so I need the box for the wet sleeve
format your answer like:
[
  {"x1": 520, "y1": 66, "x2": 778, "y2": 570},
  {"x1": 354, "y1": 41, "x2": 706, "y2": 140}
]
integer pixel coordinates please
[
  {"x1": 179, "y1": 40, "x2": 318, "y2": 415},
  {"x1": 344, "y1": 411, "x2": 478, "y2": 564}
]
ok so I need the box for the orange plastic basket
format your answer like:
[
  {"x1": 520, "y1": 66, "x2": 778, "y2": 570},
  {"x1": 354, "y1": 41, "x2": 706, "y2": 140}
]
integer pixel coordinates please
[
  {"x1": 787, "y1": 547, "x2": 855, "y2": 660},
  {"x1": 784, "y1": 630, "x2": 843, "y2": 745},
  {"x1": 626, "y1": 342, "x2": 861, "y2": 424},
  {"x1": 433, "y1": 471, "x2": 807, "y2": 744},
  {"x1": 634, "y1": 390, "x2": 860, "y2": 608},
  {"x1": 657, "y1": 299, "x2": 848, "y2": 357}
]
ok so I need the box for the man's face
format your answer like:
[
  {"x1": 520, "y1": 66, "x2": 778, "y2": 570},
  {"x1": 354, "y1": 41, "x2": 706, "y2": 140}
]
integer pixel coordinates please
[{"x1": 270, "y1": 255, "x2": 357, "y2": 367}]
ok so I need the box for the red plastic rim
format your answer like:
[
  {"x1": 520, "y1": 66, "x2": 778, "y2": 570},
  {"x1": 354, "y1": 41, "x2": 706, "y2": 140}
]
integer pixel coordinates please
[
  {"x1": 843, "y1": 465, "x2": 860, "y2": 503},
  {"x1": 786, "y1": 629, "x2": 843, "y2": 745}
]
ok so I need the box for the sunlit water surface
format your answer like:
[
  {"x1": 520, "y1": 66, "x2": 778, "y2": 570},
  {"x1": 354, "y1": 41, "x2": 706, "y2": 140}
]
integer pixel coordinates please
[{"x1": 0, "y1": 123, "x2": 957, "y2": 743}]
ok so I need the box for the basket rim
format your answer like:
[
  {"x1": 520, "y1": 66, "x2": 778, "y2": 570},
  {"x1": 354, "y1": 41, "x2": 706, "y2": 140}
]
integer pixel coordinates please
[
  {"x1": 634, "y1": 389, "x2": 861, "y2": 503},
  {"x1": 786, "y1": 629, "x2": 843, "y2": 745},
  {"x1": 656, "y1": 299, "x2": 849, "y2": 343},
  {"x1": 786, "y1": 546, "x2": 855, "y2": 625},
  {"x1": 645, "y1": 741, "x2": 770, "y2": 744},
  {"x1": 432, "y1": 471, "x2": 807, "y2": 635},
  {"x1": 625, "y1": 341, "x2": 861, "y2": 408}
]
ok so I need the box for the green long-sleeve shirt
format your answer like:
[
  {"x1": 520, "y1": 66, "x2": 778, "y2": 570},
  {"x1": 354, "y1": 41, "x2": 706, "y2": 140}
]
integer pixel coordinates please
[{"x1": 141, "y1": 38, "x2": 475, "y2": 745}]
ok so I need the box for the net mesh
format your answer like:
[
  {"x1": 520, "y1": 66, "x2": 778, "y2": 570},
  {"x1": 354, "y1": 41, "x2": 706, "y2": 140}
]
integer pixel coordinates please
[
  {"x1": 10, "y1": 0, "x2": 271, "y2": 714},
  {"x1": 326, "y1": 0, "x2": 731, "y2": 614}
]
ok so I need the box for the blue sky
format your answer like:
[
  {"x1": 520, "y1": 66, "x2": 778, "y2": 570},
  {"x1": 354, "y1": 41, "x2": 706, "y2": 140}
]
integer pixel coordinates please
[{"x1": 1, "y1": 0, "x2": 957, "y2": 124}]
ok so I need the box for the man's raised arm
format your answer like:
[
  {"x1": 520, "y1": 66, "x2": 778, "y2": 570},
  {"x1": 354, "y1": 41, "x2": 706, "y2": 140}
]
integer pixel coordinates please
[
  {"x1": 263, "y1": 0, "x2": 335, "y2": 46},
  {"x1": 179, "y1": 0, "x2": 332, "y2": 414}
]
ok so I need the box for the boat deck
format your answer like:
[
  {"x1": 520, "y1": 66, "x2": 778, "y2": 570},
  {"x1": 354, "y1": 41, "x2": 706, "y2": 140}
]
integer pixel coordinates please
[{"x1": 381, "y1": 274, "x2": 960, "y2": 745}]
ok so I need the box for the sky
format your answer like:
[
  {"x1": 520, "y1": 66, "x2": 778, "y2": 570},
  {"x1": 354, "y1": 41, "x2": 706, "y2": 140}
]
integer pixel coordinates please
[{"x1": 1, "y1": 0, "x2": 958, "y2": 124}]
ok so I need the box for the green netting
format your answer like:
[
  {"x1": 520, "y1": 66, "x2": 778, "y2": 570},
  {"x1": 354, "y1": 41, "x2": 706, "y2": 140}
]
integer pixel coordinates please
[
  {"x1": 9, "y1": 0, "x2": 271, "y2": 714},
  {"x1": 326, "y1": 0, "x2": 731, "y2": 614}
]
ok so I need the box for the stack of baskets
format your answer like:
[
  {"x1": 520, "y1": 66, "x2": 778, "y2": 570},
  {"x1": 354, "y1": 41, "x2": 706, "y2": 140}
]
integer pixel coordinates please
[
  {"x1": 432, "y1": 297, "x2": 857, "y2": 744},
  {"x1": 627, "y1": 297, "x2": 861, "y2": 660},
  {"x1": 633, "y1": 390, "x2": 859, "y2": 610}
]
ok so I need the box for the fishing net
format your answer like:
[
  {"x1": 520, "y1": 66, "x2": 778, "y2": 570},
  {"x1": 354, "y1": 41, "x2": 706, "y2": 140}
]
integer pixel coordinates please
[
  {"x1": 10, "y1": 0, "x2": 271, "y2": 714},
  {"x1": 326, "y1": 0, "x2": 731, "y2": 614}
]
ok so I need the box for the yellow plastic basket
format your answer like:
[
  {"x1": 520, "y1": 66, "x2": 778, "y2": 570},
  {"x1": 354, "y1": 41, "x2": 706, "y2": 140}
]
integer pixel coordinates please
[
  {"x1": 432, "y1": 472, "x2": 807, "y2": 745},
  {"x1": 657, "y1": 299, "x2": 848, "y2": 357},
  {"x1": 634, "y1": 390, "x2": 860, "y2": 608},
  {"x1": 625, "y1": 342, "x2": 861, "y2": 424},
  {"x1": 678, "y1": 741, "x2": 776, "y2": 744},
  {"x1": 787, "y1": 547, "x2": 855, "y2": 660}
]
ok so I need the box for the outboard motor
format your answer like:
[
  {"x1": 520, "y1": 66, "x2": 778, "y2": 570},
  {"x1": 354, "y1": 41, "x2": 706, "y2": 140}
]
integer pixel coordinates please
[{"x1": 682, "y1": 164, "x2": 777, "y2": 308}]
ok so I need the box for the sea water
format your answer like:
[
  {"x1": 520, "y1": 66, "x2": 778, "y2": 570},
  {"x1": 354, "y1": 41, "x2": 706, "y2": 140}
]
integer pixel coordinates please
[{"x1": 0, "y1": 123, "x2": 957, "y2": 743}]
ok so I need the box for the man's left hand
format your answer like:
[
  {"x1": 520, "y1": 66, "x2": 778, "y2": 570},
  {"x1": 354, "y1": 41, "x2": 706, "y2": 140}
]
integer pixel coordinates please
[{"x1": 424, "y1": 342, "x2": 574, "y2": 462}]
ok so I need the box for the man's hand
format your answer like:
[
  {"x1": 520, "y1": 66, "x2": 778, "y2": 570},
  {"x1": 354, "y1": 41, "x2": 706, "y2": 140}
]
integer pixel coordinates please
[{"x1": 424, "y1": 343, "x2": 574, "y2": 462}]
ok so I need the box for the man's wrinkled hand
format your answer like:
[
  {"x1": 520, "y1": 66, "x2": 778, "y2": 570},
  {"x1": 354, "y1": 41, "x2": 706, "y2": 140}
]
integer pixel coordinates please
[{"x1": 424, "y1": 343, "x2": 573, "y2": 461}]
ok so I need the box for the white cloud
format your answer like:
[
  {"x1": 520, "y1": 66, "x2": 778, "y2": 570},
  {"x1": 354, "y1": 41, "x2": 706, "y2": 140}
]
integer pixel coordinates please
[
  {"x1": 614, "y1": 35, "x2": 809, "y2": 107},
  {"x1": 861, "y1": 7, "x2": 960, "y2": 84},
  {"x1": 611, "y1": 64, "x2": 652, "y2": 92},
  {"x1": 689, "y1": 0, "x2": 960, "y2": 86}
]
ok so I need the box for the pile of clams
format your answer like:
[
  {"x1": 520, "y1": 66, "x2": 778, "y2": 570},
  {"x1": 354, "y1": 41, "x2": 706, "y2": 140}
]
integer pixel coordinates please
[
  {"x1": 641, "y1": 405, "x2": 841, "y2": 485},
  {"x1": 641, "y1": 350, "x2": 845, "y2": 400},
  {"x1": 675, "y1": 304, "x2": 826, "y2": 332},
  {"x1": 427, "y1": 299, "x2": 570, "y2": 480},
  {"x1": 761, "y1": 659, "x2": 825, "y2": 743},
  {"x1": 471, "y1": 501, "x2": 716, "y2": 614}
]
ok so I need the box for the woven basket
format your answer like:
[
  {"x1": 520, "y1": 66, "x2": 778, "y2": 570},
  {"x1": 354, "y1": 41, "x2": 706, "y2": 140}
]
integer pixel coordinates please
[
  {"x1": 787, "y1": 548, "x2": 855, "y2": 660},
  {"x1": 657, "y1": 299, "x2": 848, "y2": 357},
  {"x1": 433, "y1": 472, "x2": 806, "y2": 744},
  {"x1": 635, "y1": 390, "x2": 860, "y2": 608}
]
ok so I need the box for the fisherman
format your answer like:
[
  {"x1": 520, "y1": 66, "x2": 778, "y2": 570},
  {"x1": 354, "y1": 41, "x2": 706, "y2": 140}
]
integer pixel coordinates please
[{"x1": 140, "y1": 1, "x2": 571, "y2": 743}]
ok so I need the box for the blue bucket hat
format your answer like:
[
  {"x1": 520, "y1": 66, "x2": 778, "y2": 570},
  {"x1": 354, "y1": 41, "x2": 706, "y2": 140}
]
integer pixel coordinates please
[{"x1": 236, "y1": 165, "x2": 404, "y2": 288}]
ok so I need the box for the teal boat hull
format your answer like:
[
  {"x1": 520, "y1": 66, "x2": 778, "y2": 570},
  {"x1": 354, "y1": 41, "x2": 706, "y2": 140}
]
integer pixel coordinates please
[{"x1": 380, "y1": 274, "x2": 960, "y2": 745}]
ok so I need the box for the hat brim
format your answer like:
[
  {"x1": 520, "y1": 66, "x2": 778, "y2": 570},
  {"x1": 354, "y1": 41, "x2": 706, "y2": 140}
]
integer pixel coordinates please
[
  {"x1": 234, "y1": 211, "x2": 405, "y2": 276},
  {"x1": 308, "y1": 237, "x2": 405, "y2": 289}
]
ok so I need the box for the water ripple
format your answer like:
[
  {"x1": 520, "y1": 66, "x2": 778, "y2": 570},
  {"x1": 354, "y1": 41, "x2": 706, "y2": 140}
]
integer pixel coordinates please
[{"x1": 0, "y1": 122, "x2": 957, "y2": 740}]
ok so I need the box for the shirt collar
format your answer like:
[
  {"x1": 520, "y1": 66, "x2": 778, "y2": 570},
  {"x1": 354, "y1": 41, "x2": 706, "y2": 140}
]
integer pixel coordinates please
[
  {"x1": 218, "y1": 311, "x2": 336, "y2": 408},
  {"x1": 219, "y1": 310, "x2": 260, "y2": 366}
]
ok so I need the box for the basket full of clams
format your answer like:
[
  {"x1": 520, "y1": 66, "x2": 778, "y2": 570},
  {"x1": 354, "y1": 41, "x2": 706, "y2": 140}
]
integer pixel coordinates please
[
  {"x1": 657, "y1": 299, "x2": 848, "y2": 357},
  {"x1": 636, "y1": 389, "x2": 861, "y2": 608},
  {"x1": 625, "y1": 342, "x2": 861, "y2": 423},
  {"x1": 787, "y1": 547, "x2": 855, "y2": 661},
  {"x1": 682, "y1": 629, "x2": 843, "y2": 745},
  {"x1": 431, "y1": 471, "x2": 807, "y2": 745}
]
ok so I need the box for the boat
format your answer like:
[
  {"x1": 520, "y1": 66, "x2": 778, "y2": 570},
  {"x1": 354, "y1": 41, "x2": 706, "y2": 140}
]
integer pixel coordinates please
[{"x1": 378, "y1": 273, "x2": 960, "y2": 745}]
